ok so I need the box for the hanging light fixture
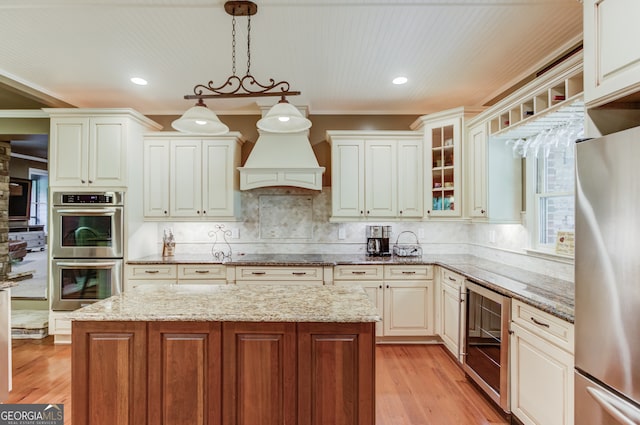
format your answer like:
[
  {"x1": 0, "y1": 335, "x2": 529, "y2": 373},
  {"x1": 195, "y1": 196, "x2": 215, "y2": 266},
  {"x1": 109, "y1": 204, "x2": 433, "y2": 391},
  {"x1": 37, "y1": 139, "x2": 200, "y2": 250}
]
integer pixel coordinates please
[
  {"x1": 257, "y1": 95, "x2": 312, "y2": 133},
  {"x1": 171, "y1": 99, "x2": 229, "y2": 135},
  {"x1": 173, "y1": 1, "x2": 307, "y2": 134}
]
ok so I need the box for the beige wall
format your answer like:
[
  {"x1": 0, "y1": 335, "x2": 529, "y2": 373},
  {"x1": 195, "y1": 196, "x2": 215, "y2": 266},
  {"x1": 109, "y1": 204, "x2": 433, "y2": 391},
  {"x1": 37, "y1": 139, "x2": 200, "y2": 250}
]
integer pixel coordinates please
[{"x1": 10, "y1": 157, "x2": 46, "y2": 180}]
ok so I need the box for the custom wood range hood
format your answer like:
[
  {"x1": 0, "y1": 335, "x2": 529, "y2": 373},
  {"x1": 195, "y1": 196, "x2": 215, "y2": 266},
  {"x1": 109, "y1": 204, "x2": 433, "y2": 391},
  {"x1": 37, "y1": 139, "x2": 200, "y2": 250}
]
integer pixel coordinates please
[{"x1": 238, "y1": 130, "x2": 325, "y2": 190}]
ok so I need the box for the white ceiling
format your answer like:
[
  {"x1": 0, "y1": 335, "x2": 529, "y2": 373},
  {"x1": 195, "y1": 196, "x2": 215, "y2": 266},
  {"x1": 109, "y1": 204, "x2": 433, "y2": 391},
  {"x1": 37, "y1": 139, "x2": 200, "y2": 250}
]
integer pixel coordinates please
[{"x1": 0, "y1": 0, "x2": 583, "y2": 116}]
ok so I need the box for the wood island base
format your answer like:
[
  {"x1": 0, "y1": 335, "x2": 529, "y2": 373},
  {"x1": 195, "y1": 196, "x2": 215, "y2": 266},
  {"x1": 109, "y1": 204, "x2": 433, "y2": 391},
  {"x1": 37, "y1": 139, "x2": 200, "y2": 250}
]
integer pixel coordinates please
[{"x1": 72, "y1": 320, "x2": 375, "y2": 425}]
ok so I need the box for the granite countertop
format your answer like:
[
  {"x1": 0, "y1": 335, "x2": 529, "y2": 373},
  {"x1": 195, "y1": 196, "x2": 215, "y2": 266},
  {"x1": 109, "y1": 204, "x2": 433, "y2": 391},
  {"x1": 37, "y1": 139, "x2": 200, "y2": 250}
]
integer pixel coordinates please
[
  {"x1": 69, "y1": 284, "x2": 381, "y2": 323},
  {"x1": 128, "y1": 253, "x2": 574, "y2": 322}
]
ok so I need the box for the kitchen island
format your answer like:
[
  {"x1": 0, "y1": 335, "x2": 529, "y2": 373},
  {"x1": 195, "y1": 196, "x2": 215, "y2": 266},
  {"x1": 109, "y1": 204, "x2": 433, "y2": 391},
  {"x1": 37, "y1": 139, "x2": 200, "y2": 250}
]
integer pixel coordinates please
[{"x1": 70, "y1": 284, "x2": 379, "y2": 425}]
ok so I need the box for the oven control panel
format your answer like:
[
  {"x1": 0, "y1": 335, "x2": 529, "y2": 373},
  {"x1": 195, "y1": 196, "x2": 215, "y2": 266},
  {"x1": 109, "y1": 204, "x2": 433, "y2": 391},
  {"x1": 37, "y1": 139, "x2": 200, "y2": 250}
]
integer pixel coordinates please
[{"x1": 53, "y1": 192, "x2": 124, "y2": 206}]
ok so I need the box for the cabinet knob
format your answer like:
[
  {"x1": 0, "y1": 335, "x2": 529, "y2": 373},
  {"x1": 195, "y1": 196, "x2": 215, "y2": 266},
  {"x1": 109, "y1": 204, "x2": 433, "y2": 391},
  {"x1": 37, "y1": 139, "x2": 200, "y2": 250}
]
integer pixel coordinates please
[
  {"x1": 81, "y1": 179, "x2": 86, "y2": 184},
  {"x1": 203, "y1": 211, "x2": 206, "y2": 215},
  {"x1": 427, "y1": 210, "x2": 431, "y2": 214},
  {"x1": 88, "y1": 180, "x2": 93, "y2": 184},
  {"x1": 366, "y1": 210, "x2": 370, "y2": 215},
  {"x1": 481, "y1": 209, "x2": 486, "y2": 214},
  {"x1": 379, "y1": 285, "x2": 383, "y2": 289},
  {"x1": 197, "y1": 210, "x2": 201, "y2": 215},
  {"x1": 164, "y1": 210, "x2": 168, "y2": 215},
  {"x1": 386, "y1": 284, "x2": 390, "y2": 289},
  {"x1": 360, "y1": 210, "x2": 364, "y2": 215},
  {"x1": 399, "y1": 210, "x2": 403, "y2": 215}
]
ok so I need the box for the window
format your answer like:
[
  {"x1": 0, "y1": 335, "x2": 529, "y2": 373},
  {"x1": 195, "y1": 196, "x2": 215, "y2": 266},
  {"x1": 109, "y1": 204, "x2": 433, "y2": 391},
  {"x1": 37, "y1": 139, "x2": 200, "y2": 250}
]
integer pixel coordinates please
[
  {"x1": 29, "y1": 169, "x2": 49, "y2": 233},
  {"x1": 529, "y1": 142, "x2": 576, "y2": 254}
]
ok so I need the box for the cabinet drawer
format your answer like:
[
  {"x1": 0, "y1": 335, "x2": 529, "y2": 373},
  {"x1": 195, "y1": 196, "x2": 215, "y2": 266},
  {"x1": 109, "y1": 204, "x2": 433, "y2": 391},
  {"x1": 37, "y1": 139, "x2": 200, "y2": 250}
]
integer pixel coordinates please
[
  {"x1": 235, "y1": 266, "x2": 323, "y2": 281},
  {"x1": 512, "y1": 299, "x2": 574, "y2": 354},
  {"x1": 440, "y1": 268, "x2": 464, "y2": 287},
  {"x1": 127, "y1": 264, "x2": 177, "y2": 280},
  {"x1": 178, "y1": 264, "x2": 226, "y2": 280},
  {"x1": 333, "y1": 265, "x2": 384, "y2": 281},
  {"x1": 384, "y1": 265, "x2": 433, "y2": 280}
]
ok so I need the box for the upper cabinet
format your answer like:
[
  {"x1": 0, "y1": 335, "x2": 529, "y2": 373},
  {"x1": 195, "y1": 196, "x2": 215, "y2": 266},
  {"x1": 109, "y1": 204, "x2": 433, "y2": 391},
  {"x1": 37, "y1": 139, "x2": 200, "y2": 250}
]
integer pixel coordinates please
[
  {"x1": 583, "y1": 0, "x2": 640, "y2": 107},
  {"x1": 412, "y1": 107, "x2": 480, "y2": 219},
  {"x1": 327, "y1": 131, "x2": 423, "y2": 221},
  {"x1": 465, "y1": 55, "x2": 583, "y2": 223},
  {"x1": 47, "y1": 109, "x2": 161, "y2": 188},
  {"x1": 467, "y1": 122, "x2": 488, "y2": 218},
  {"x1": 143, "y1": 133, "x2": 244, "y2": 221}
]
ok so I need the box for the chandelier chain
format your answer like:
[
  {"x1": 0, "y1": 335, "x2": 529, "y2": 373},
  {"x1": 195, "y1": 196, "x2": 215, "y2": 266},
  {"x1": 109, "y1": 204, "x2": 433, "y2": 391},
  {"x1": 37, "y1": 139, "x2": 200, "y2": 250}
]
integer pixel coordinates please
[
  {"x1": 184, "y1": 1, "x2": 301, "y2": 100},
  {"x1": 246, "y1": 11, "x2": 251, "y2": 76},
  {"x1": 231, "y1": 12, "x2": 237, "y2": 76}
]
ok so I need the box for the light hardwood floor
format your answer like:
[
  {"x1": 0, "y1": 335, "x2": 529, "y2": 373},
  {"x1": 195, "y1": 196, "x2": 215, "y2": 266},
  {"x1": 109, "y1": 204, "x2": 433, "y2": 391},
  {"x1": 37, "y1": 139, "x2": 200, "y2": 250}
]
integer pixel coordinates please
[{"x1": 7, "y1": 337, "x2": 508, "y2": 425}]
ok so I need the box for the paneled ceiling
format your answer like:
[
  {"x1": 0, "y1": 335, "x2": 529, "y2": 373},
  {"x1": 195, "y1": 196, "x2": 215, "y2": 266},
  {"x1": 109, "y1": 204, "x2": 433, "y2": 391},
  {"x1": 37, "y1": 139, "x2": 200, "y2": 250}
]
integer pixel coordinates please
[{"x1": 0, "y1": 0, "x2": 583, "y2": 117}]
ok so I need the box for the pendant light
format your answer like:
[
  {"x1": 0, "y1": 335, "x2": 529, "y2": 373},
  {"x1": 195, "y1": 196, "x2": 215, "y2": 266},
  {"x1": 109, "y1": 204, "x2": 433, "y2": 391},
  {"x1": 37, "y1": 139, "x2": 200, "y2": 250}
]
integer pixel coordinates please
[
  {"x1": 257, "y1": 96, "x2": 312, "y2": 133},
  {"x1": 171, "y1": 99, "x2": 229, "y2": 135},
  {"x1": 175, "y1": 1, "x2": 307, "y2": 134}
]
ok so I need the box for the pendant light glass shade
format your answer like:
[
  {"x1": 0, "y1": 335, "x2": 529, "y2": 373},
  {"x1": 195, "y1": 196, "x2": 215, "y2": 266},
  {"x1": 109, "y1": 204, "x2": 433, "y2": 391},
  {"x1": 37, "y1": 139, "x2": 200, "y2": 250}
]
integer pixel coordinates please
[
  {"x1": 257, "y1": 100, "x2": 312, "y2": 133},
  {"x1": 171, "y1": 104, "x2": 229, "y2": 135}
]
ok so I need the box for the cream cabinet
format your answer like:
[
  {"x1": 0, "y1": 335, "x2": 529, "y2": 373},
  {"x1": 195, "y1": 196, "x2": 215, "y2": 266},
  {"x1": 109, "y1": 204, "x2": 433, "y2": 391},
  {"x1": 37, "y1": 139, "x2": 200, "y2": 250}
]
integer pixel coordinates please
[
  {"x1": 233, "y1": 266, "x2": 325, "y2": 285},
  {"x1": 334, "y1": 264, "x2": 434, "y2": 339},
  {"x1": 125, "y1": 264, "x2": 178, "y2": 291},
  {"x1": 177, "y1": 264, "x2": 227, "y2": 283},
  {"x1": 584, "y1": 0, "x2": 640, "y2": 107},
  {"x1": 125, "y1": 263, "x2": 228, "y2": 290},
  {"x1": 467, "y1": 122, "x2": 488, "y2": 218},
  {"x1": 47, "y1": 109, "x2": 161, "y2": 188},
  {"x1": 510, "y1": 299, "x2": 574, "y2": 425},
  {"x1": 49, "y1": 311, "x2": 73, "y2": 344},
  {"x1": 437, "y1": 267, "x2": 465, "y2": 362},
  {"x1": 327, "y1": 131, "x2": 423, "y2": 220},
  {"x1": 464, "y1": 59, "x2": 584, "y2": 223},
  {"x1": 143, "y1": 139, "x2": 170, "y2": 217},
  {"x1": 143, "y1": 133, "x2": 243, "y2": 220},
  {"x1": 466, "y1": 120, "x2": 522, "y2": 223},
  {"x1": 397, "y1": 138, "x2": 424, "y2": 217},
  {"x1": 411, "y1": 107, "x2": 480, "y2": 219}
]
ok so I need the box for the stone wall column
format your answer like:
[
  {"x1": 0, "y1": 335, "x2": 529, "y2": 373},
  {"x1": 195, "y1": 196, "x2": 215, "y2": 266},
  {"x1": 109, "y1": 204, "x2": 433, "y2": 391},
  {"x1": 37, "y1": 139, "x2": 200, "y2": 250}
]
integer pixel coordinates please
[{"x1": 0, "y1": 141, "x2": 10, "y2": 278}]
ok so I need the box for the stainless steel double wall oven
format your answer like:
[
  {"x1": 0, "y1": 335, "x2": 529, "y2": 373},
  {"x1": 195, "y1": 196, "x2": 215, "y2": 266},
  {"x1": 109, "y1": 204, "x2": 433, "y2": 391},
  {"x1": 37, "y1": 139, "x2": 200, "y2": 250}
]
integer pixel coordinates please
[{"x1": 51, "y1": 192, "x2": 124, "y2": 311}]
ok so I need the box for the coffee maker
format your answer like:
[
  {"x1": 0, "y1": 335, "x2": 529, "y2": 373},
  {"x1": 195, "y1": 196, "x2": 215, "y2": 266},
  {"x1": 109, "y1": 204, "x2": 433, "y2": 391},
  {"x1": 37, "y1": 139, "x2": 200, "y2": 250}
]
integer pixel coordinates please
[{"x1": 366, "y1": 225, "x2": 391, "y2": 256}]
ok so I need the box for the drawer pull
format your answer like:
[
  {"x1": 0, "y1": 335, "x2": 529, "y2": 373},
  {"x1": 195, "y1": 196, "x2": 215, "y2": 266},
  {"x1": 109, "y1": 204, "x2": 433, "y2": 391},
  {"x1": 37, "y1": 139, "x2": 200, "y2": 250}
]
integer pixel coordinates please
[
  {"x1": 251, "y1": 272, "x2": 266, "y2": 275},
  {"x1": 195, "y1": 270, "x2": 210, "y2": 274},
  {"x1": 448, "y1": 276, "x2": 457, "y2": 281},
  {"x1": 292, "y1": 272, "x2": 307, "y2": 276},
  {"x1": 351, "y1": 271, "x2": 367, "y2": 275},
  {"x1": 402, "y1": 271, "x2": 416, "y2": 275},
  {"x1": 530, "y1": 317, "x2": 550, "y2": 328},
  {"x1": 144, "y1": 270, "x2": 160, "y2": 274}
]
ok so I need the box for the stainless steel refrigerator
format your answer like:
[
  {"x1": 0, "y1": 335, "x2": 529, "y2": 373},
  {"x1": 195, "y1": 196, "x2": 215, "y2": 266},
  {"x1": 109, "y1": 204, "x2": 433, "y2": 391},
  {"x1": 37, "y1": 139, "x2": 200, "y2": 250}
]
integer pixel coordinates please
[{"x1": 575, "y1": 125, "x2": 640, "y2": 424}]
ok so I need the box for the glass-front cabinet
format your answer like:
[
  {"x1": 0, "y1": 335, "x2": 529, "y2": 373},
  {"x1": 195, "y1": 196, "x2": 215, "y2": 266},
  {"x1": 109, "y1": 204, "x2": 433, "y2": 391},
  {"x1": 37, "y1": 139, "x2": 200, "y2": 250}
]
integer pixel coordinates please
[
  {"x1": 429, "y1": 122, "x2": 458, "y2": 215},
  {"x1": 412, "y1": 107, "x2": 469, "y2": 218}
]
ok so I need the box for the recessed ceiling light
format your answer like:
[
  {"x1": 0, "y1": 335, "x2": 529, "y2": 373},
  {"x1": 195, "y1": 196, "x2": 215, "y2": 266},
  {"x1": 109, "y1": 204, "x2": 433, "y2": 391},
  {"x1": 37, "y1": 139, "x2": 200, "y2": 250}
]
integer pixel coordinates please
[
  {"x1": 392, "y1": 76, "x2": 408, "y2": 85},
  {"x1": 130, "y1": 77, "x2": 148, "y2": 86}
]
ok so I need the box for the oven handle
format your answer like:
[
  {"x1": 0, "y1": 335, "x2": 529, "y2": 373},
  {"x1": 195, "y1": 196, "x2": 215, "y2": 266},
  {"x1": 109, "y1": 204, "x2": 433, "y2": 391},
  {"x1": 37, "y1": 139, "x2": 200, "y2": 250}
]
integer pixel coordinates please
[
  {"x1": 56, "y1": 261, "x2": 119, "y2": 268},
  {"x1": 55, "y1": 208, "x2": 118, "y2": 215}
]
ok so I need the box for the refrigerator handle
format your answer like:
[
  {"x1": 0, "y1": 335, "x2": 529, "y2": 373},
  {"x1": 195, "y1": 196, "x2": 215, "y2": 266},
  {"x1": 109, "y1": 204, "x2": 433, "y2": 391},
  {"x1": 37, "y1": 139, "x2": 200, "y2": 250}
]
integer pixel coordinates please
[{"x1": 587, "y1": 387, "x2": 640, "y2": 425}]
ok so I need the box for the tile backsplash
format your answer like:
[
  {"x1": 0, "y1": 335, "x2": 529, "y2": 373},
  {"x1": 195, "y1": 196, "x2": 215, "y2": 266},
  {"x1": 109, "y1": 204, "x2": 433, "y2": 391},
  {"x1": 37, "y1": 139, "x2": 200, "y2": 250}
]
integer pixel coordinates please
[{"x1": 132, "y1": 187, "x2": 573, "y2": 281}]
